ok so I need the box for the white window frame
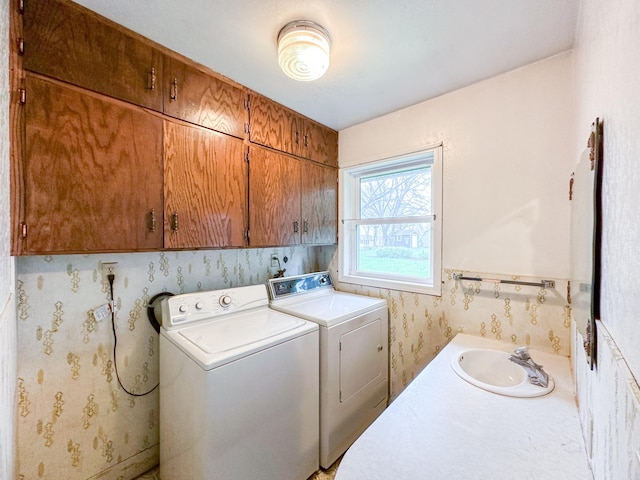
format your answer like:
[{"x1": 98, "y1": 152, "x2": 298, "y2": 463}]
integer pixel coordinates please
[{"x1": 338, "y1": 146, "x2": 443, "y2": 295}]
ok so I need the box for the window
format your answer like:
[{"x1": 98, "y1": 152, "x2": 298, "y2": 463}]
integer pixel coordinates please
[{"x1": 339, "y1": 146, "x2": 442, "y2": 295}]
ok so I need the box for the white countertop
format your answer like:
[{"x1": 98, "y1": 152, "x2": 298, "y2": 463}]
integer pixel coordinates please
[{"x1": 335, "y1": 333, "x2": 593, "y2": 480}]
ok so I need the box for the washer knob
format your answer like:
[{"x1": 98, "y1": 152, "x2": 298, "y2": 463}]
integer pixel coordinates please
[
  {"x1": 195, "y1": 302, "x2": 203, "y2": 310},
  {"x1": 178, "y1": 305, "x2": 187, "y2": 313},
  {"x1": 320, "y1": 276, "x2": 328, "y2": 285},
  {"x1": 219, "y1": 295, "x2": 232, "y2": 307}
]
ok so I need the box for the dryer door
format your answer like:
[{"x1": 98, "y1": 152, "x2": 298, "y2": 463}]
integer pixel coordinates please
[{"x1": 339, "y1": 317, "x2": 385, "y2": 403}]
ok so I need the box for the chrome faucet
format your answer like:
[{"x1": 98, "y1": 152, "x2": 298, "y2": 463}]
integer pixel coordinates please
[{"x1": 508, "y1": 346, "x2": 549, "y2": 388}]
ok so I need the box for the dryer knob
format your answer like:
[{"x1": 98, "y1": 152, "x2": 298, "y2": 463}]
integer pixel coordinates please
[
  {"x1": 195, "y1": 302, "x2": 203, "y2": 310},
  {"x1": 178, "y1": 305, "x2": 187, "y2": 313},
  {"x1": 219, "y1": 295, "x2": 232, "y2": 307}
]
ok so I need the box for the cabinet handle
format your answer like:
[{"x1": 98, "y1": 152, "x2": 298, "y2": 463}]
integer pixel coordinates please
[
  {"x1": 170, "y1": 78, "x2": 178, "y2": 100},
  {"x1": 148, "y1": 209, "x2": 156, "y2": 231},
  {"x1": 303, "y1": 220, "x2": 309, "y2": 233},
  {"x1": 148, "y1": 68, "x2": 156, "y2": 90},
  {"x1": 295, "y1": 131, "x2": 300, "y2": 145},
  {"x1": 304, "y1": 134, "x2": 309, "y2": 147},
  {"x1": 170, "y1": 212, "x2": 179, "y2": 231},
  {"x1": 293, "y1": 220, "x2": 299, "y2": 233}
]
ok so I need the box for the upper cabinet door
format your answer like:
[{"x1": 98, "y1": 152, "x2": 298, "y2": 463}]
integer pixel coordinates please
[
  {"x1": 300, "y1": 120, "x2": 339, "y2": 167},
  {"x1": 23, "y1": 0, "x2": 164, "y2": 111},
  {"x1": 164, "y1": 121, "x2": 248, "y2": 249},
  {"x1": 301, "y1": 163, "x2": 337, "y2": 245},
  {"x1": 249, "y1": 94, "x2": 299, "y2": 155},
  {"x1": 23, "y1": 75, "x2": 163, "y2": 253},
  {"x1": 164, "y1": 57, "x2": 248, "y2": 138},
  {"x1": 248, "y1": 146, "x2": 301, "y2": 247}
]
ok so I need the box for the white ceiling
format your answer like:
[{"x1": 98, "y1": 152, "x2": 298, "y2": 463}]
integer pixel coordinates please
[{"x1": 72, "y1": 0, "x2": 580, "y2": 131}]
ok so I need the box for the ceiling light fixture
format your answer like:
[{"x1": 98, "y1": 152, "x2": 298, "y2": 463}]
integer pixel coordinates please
[{"x1": 277, "y1": 20, "x2": 331, "y2": 81}]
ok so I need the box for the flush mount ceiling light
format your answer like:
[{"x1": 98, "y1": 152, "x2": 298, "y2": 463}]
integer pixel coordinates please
[{"x1": 277, "y1": 20, "x2": 331, "y2": 81}]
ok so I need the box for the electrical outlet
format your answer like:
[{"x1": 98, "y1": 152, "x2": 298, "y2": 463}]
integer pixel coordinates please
[
  {"x1": 93, "y1": 303, "x2": 111, "y2": 322},
  {"x1": 101, "y1": 262, "x2": 118, "y2": 283},
  {"x1": 271, "y1": 254, "x2": 279, "y2": 268}
]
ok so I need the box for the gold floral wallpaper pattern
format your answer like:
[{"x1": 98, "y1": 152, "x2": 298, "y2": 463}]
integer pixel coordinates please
[
  {"x1": 16, "y1": 243, "x2": 572, "y2": 479},
  {"x1": 16, "y1": 247, "x2": 321, "y2": 480}
]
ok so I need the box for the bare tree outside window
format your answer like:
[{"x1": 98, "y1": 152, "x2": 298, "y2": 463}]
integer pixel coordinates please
[
  {"x1": 357, "y1": 167, "x2": 432, "y2": 277},
  {"x1": 340, "y1": 146, "x2": 442, "y2": 295}
]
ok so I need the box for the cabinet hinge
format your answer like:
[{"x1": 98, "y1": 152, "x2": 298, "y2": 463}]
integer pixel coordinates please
[
  {"x1": 17, "y1": 38, "x2": 24, "y2": 55},
  {"x1": 19, "y1": 88, "x2": 26, "y2": 104},
  {"x1": 18, "y1": 0, "x2": 24, "y2": 13},
  {"x1": 569, "y1": 173, "x2": 574, "y2": 201},
  {"x1": 21, "y1": 223, "x2": 27, "y2": 238}
]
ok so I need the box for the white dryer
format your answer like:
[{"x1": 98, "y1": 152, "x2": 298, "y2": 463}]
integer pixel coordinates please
[
  {"x1": 268, "y1": 272, "x2": 389, "y2": 468},
  {"x1": 159, "y1": 284, "x2": 319, "y2": 480}
]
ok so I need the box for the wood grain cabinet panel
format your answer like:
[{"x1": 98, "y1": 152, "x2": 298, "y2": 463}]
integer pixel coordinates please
[
  {"x1": 249, "y1": 93, "x2": 338, "y2": 166},
  {"x1": 249, "y1": 94, "x2": 300, "y2": 155},
  {"x1": 164, "y1": 121, "x2": 248, "y2": 249},
  {"x1": 164, "y1": 58, "x2": 248, "y2": 138},
  {"x1": 301, "y1": 162, "x2": 337, "y2": 245},
  {"x1": 23, "y1": 75, "x2": 163, "y2": 253},
  {"x1": 23, "y1": 0, "x2": 164, "y2": 111},
  {"x1": 248, "y1": 146, "x2": 301, "y2": 247},
  {"x1": 248, "y1": 146, "x2": 337, "y2": 247},
  {"x1": 300, "y1": 119, "x2": 339, "y2": 167}
]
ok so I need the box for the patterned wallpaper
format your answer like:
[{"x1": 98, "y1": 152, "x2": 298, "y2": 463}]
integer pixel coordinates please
[
  {"x1": 324, "y1": 250, "x2": 571, "y2": 400},
  {"x1": 15, "y1": 246, "x2": 321, "y2": 480},
  {"x1": 574, "y1": 322, "x2": 640, "y2": 480}
]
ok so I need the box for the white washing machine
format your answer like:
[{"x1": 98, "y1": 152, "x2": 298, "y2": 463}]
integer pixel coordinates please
[
  {"x1": 159, "y1": 284, "x2": 319, "y2": 480},
  {"x1": 268, "y1": 272, "x2": 389, "y2": 468}
]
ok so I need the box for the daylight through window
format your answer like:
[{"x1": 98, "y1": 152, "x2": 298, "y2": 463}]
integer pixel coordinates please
[{"x1": 339, "y1": 146, "x2": 442, "y2": 295}]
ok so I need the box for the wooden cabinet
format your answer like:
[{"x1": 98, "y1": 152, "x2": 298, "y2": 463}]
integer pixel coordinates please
[
  {"x1": 12, "y1": 0, "x2": 338, "y2": 254},
  {"x1": 248, "y1": 146, "x2": 301, "y2": 247},
  {"x1": 163, "y1": 57, "x2": 248, "y2": 138},
  {"x1": 22, "y1": 75, "x2": 163, "y2": 253},
  {"x1": 249, "y1": 94, "x2": 300, "y2": 156},
  {"x1": 23, "y1": 0, "x2": 164, "y2": 111},
  {"x1": 301, "y1": 163, "x2": 337, "y2": 245},
  {"x1": 164, "y1": 121, "x2": 248, "y2": 249},
  {"x1": 249, "y1": 93, "x2": 338, "y2": 167},
  {"x1": 248, "y1": 146, "x2": 337, "y2": 247},
  {"x1": 299, "y1": 119, "x2": 339, "y2": 167}
]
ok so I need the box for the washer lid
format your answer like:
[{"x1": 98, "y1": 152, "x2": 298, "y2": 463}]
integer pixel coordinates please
[
  {"x1": 180, "y1": 309, "x2": 305, "y2": 353},
  {"x1": 271, "y1": 291, "x2": 387, "y2": 327},
  {"x1": 169, "y1": 307, "x2": 316, "y2": 369}
]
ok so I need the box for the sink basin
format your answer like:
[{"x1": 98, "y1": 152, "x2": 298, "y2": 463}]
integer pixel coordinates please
[{"x1": 451, "y1": 348, "x2": 554, "y2": 397}]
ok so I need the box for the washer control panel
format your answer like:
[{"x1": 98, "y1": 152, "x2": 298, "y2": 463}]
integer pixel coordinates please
[
  {"x1": 161, "y1": 284, "x2": 269, "y2": 330},
  {"x1": 268, "y1": 271, "x2": 333, "y2": 300}
]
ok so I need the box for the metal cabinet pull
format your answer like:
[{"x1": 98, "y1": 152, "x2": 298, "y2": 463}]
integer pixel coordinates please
[
  {"x1": 170, "y1": 78, "x2": 178, "y2": 100},
  {"x1": 170, "y1": 212, "x2": 179, "y2": 231},
  {"x1": 148, "y1": 209, "x2": 156, "y2": 231},
  {"x1": 295, "y1": 131, "x2": 300, "y2": 145},
  {"x1": 148, "y1": 68, "x2": 156, "y2": 90},
  {"x1": 303, "y1": 220, "x2": 309, "y2": 233},
  {"x1": 304, "y1": 134, "x2": 309, "y2": 147},
  {"x1": 293, "y1": 220, "x2": 299, "y2": 233}
]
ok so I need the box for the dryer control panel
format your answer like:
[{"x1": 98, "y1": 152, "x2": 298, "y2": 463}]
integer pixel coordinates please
[{"x1": 268, "y1": 271, "x2": 333, "y2": 300}]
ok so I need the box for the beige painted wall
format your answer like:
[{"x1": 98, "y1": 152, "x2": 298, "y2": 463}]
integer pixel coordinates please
[
  {"x1": 572, "y1": 0, "x2": 640, "y2": 478},
  {"x1": 333, "y1": 53, "x2": 575, "y2": 398}
]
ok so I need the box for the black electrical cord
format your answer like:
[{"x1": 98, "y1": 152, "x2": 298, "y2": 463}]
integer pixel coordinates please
[{"x1": 108, "y1": 274, "x2": 159, "y2": 397}]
